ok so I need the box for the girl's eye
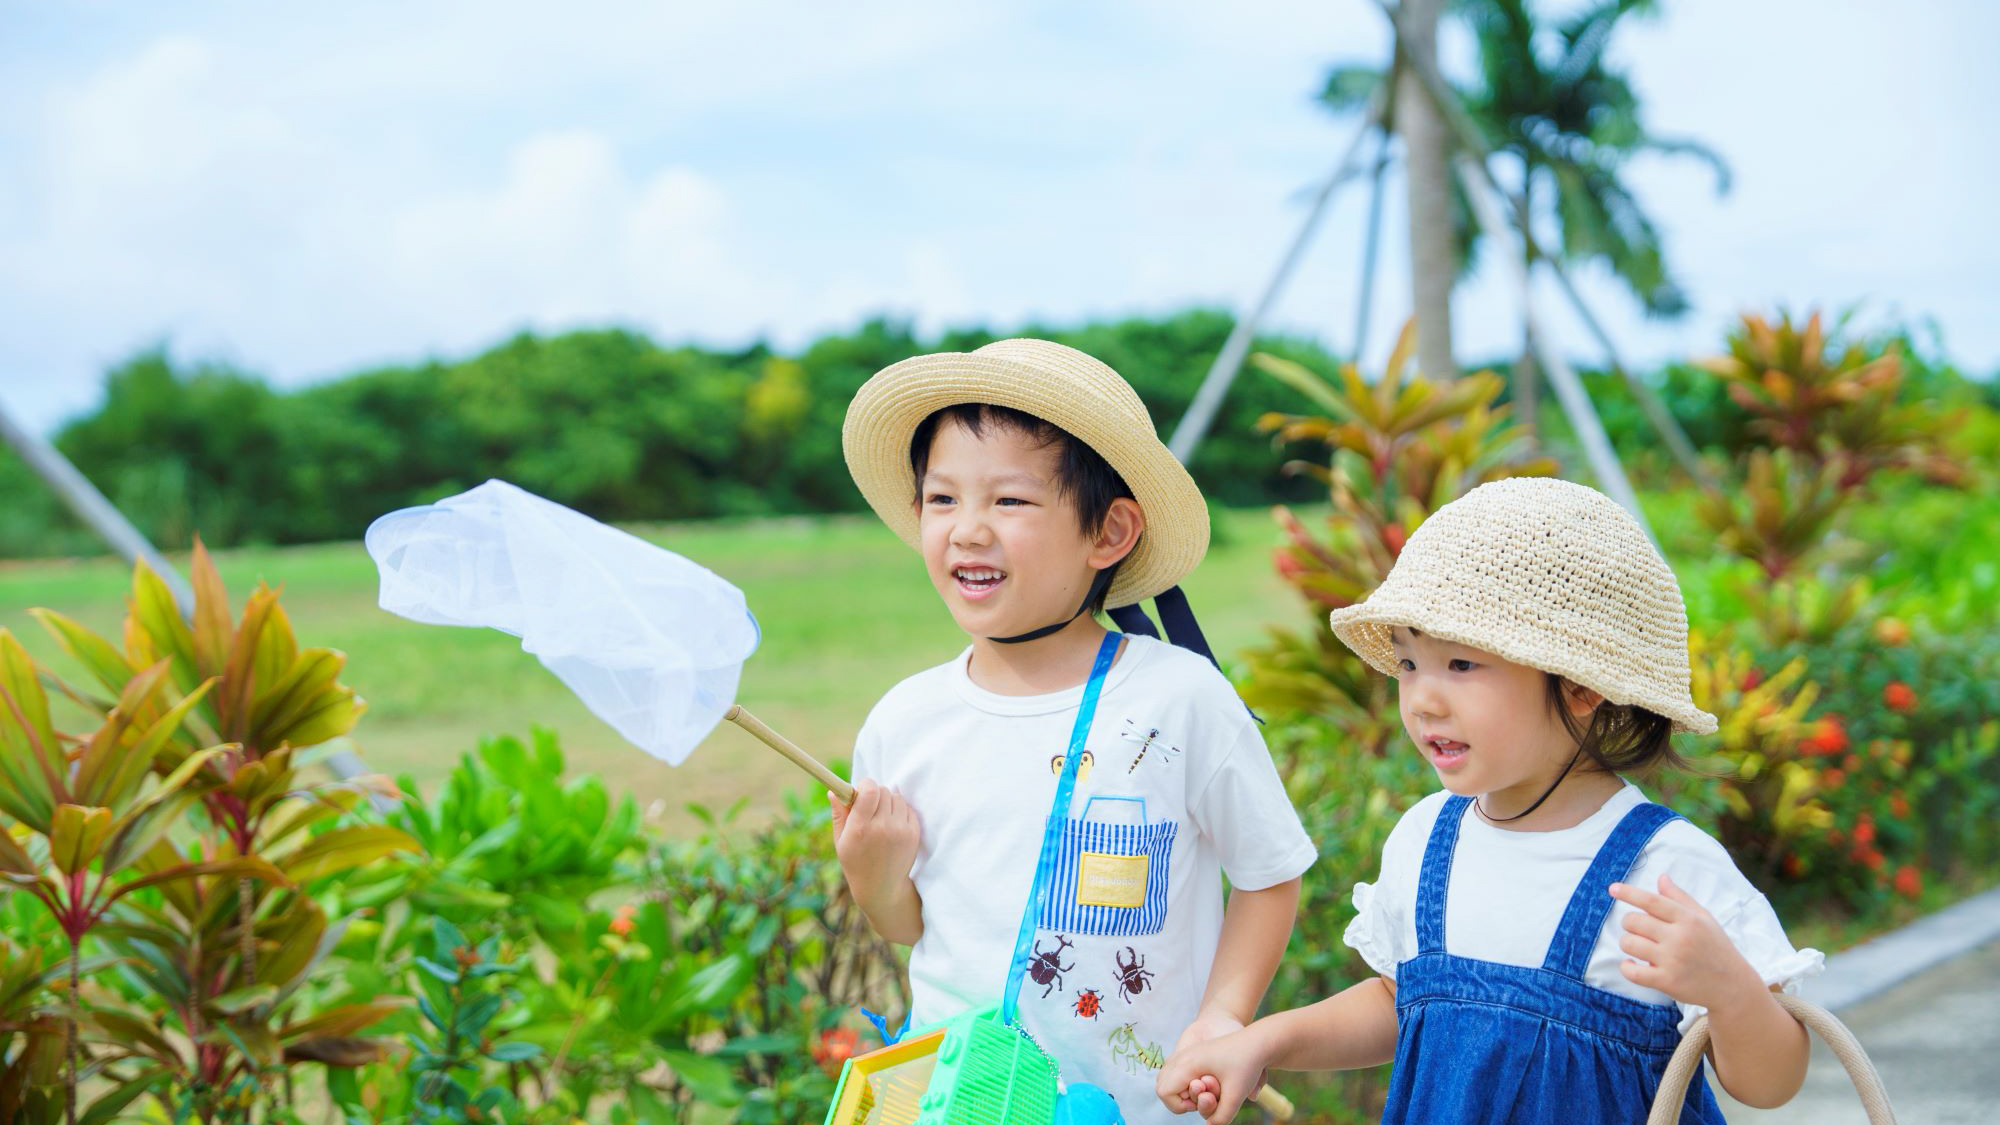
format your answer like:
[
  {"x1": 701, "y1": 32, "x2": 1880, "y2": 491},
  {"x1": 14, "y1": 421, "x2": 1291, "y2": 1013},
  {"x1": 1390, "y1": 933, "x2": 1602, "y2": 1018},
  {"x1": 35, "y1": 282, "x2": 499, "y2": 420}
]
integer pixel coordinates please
[
  {"x1": 925, "y1": 494, "x2": 954, "y2": 506},
  {"x1": 1448, "y1": 658, "x2": 1477, "y2": 672},
  {"x1": 997, "y1": 497, "x2": 1029, "y2": 507},
  {"x1": 1396, "y1": 658, "x2": 1416, "y2": 673}
]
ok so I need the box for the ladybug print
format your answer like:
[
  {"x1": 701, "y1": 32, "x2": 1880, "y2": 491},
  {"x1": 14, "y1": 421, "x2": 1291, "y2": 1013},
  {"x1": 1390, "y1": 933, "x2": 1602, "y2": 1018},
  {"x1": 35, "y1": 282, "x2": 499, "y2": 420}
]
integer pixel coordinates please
[{"x1": 1073, "y1": 987, "x2": 1104, "y2": 1020}]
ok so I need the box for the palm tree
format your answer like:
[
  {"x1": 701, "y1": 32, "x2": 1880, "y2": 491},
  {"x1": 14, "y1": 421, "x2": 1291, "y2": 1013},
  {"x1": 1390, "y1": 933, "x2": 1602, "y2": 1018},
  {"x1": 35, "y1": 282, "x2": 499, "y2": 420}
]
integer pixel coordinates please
[{"x1": 1323, "y1": 0, "x2": 1729, "y2": 407}]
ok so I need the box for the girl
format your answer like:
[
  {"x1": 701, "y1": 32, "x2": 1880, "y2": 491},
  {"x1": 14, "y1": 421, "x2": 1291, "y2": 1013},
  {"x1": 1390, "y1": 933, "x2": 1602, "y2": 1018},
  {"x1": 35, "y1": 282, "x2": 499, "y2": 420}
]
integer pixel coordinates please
[{"x1": 1157, "y1": 478, "x2": 1821, "y2": 1124}]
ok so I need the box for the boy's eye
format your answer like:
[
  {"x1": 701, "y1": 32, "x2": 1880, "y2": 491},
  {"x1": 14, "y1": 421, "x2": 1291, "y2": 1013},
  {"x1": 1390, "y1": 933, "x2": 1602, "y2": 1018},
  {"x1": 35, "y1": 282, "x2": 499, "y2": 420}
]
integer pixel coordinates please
[
  {"x1": 996, "y1": 497, "x2": 1029, "y2": 507},
  {"x1": 1448, "y1": 658, "x2": 1477, "y2": 672}
]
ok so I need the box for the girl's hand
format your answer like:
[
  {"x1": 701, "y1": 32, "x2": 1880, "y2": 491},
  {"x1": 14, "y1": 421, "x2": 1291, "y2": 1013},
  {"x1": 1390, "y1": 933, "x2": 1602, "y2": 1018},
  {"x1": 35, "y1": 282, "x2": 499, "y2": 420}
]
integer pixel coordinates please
[
  {"x1": 1608, "y1": 873, "x2": 1763, "y2": 1011},
  {"x1": 1157, "y1": 1026, "x2": 1269, "y2": 1124},
  {"x1": 1171, "y1": 1011, "x2": 1246, "y2": 1117}
]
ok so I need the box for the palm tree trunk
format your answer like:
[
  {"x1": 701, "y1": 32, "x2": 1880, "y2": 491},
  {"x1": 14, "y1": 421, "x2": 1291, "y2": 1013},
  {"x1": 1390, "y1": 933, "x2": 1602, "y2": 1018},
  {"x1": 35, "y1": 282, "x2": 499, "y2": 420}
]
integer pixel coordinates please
[
  {"x1": 1353, "y1": 121, "x2": 1393, "y2": 365},
  {"x1": 1515, "y1": 172, "x2": 1540, "y2": 443},
  {"x1": 1396, "y1": 0, "x2": 1458, "y2": 381}
]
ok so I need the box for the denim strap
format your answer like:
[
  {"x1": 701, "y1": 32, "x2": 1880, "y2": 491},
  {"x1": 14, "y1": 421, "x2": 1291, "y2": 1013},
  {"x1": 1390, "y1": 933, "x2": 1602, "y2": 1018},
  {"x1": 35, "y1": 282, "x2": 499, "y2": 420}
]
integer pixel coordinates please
[
  {"x1": 1414, "y1": 796, "x2": 1473, "y2": 955},
  {"x1": 1542, "y1": 802, "x2": 1681, "y2": 978}
]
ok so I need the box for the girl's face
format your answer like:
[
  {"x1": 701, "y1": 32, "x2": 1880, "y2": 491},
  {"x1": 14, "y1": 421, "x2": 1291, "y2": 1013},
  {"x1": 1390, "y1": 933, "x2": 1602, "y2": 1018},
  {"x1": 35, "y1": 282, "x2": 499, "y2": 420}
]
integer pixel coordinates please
[{"x1": 1389, "y1": 626, "x2": 1599, "y2": 813}]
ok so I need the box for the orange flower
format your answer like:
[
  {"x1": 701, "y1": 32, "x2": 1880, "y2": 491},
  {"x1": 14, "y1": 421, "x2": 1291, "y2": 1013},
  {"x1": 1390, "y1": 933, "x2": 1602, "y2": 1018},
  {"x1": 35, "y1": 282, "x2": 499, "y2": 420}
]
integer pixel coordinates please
[
  {"x1": 1826, "y1": 828, "x2": 1845, "y2": 847},
  {"x1": 1893, "y1": 865, "x2": 1922, "y2": 899},
  {"x1": 1382, "y1": 524, "x2": 1408, "y2": 555},
  {"x1": 1873, "y1": 618, "x2": 1911, "y2": 647},
  {"x1": 1802, "y1": 716, "x2": 1850, "y2": 757},
  {"x1": 1821, "y1": 768, "x2": 1846, "y2": 791},
  {"x1": 1859, "y1": 847, "x2": 1887, "y2": 872},
  {"x1": 609, "y1": 904, "x2": 638, "y2": 937},
  {"x1": 1741, "y1": 667, "x2": 1765, "y2": 692},
  {"x1": 1883, "y1": 682, "x2": 1918, "y2": 714},
  {"x1": 813, "y1": 1028, "x2": 860, "y2": 1076},
  {"x1": 1781, "y1": 854, "x2": 1807, "y2": 879},
  {"x1": 1853, "y1": 817, "x2": 1877, "y2": 846}
]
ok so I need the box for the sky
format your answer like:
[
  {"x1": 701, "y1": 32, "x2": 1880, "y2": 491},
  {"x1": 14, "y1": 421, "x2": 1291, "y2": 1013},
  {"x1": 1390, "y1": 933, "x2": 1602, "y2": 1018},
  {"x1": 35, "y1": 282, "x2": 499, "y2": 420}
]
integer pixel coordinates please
[{"x1": 2, "y1": 0, "x2": 1995, "y2": 436}]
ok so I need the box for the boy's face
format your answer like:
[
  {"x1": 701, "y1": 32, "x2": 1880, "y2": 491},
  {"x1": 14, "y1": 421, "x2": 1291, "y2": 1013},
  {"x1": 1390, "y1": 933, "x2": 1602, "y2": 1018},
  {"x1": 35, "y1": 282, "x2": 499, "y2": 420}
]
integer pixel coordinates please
[{"x1": 916, "y1": 419, "x2": 1126, "y2": 641}]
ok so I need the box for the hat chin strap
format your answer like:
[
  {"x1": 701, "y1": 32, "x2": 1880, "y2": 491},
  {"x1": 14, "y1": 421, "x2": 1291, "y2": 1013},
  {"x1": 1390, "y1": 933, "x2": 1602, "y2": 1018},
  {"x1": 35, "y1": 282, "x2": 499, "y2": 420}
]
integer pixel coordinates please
[
  {"x1": 987, "y1": 566, "x2": 1120, "y2": 645},
  {"x1": 990, "y1": 567, "x2": 1224, "y2": 677}
]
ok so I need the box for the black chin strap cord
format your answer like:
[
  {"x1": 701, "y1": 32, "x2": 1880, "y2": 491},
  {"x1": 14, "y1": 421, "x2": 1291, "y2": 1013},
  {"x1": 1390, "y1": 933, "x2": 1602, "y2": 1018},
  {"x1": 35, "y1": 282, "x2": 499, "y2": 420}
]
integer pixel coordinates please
[
  {"x1": 1478, "y1": 744, "x2": 1585, "y2": 824},
  {"x1": 987, "y1": 566, "x2": 1120, "y2": 646}
]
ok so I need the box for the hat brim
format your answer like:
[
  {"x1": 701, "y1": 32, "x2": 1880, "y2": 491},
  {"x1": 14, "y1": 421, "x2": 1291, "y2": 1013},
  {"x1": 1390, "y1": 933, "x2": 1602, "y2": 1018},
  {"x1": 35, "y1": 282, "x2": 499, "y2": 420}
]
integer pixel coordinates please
[
  {"x1": 1329, "y1": 604, "x2": 1720, "y2": 736},
  {"x1": 842, "y1": 351, "x2": 1209, "y2": 608}
]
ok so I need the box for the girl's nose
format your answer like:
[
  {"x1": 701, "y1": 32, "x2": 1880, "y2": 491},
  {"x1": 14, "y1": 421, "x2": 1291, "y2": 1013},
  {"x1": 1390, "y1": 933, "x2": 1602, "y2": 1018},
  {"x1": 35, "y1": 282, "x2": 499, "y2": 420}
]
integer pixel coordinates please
[{"x1": 1401, "y1": 672, "x2": 1446, "y2": 719}]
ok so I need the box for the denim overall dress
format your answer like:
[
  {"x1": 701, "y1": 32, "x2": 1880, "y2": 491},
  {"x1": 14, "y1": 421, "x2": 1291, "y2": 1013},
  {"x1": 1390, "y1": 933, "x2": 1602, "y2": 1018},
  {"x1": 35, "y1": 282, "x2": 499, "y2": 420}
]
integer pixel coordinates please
[{"x1": 1381, "y1": 796, "x2": 1727, "y2": 1124}]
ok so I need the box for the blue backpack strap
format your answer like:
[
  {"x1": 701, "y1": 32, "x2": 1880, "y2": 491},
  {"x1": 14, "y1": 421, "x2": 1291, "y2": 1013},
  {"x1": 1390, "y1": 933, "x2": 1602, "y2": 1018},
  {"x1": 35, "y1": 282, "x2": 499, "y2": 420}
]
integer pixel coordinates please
[
  {"x1": 1000, "y1": 631, "x2": 1122, "y2": 1027},
  {"x1": 1542, "y1": 801, "x2": 1681, "y2": 978},
  {"x1": 1413, "y1": 796, "x2": 1473, "y2": 956}
]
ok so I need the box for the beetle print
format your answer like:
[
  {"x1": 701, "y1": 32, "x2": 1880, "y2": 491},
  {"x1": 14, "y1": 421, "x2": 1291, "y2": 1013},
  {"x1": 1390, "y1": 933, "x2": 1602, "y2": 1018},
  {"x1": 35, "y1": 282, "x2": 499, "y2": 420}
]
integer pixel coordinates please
[
  {"x1": 1025, "y1": 935, "x2": 1074, "y2": 998},
  {"x1": 1121, "y1": 719, "x2": 1181, "y2": 772},
  {"x1": 1073, "y1": 987, "x2": 1104, "y2": 1020},
  {"x1": 1113, "y1": 946, "x2": 1155, "y2": 1003}
]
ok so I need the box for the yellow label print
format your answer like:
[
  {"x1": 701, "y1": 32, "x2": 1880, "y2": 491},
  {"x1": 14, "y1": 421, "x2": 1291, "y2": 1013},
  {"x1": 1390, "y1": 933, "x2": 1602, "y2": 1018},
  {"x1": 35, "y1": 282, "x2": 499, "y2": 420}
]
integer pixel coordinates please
[{"x1": 1076, "y1": 852, "x2": 1149, "y2": 908}]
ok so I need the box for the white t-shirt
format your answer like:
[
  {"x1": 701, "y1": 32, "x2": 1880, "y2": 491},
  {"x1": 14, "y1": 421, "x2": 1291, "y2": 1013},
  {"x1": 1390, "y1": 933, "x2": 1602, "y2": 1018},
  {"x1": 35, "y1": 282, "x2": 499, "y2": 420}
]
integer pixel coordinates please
[
  {"x1": 853, "y1": 634, "x2": 1317, "y2": 1125},
  {"x1": 1344, "y1": 784, "x2": 1824, "y2": 1033}
]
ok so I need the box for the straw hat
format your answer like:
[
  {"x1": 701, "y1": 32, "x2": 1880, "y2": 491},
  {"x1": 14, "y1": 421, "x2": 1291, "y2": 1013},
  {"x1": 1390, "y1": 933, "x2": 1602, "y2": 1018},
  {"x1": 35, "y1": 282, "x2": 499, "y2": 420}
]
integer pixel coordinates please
[
  {"x1": 1328, "y1": 477, "x2": 1717, "y2": 734},
  {"x1": 842, "y1": 339, "x2": 1208, "y2": 609}
]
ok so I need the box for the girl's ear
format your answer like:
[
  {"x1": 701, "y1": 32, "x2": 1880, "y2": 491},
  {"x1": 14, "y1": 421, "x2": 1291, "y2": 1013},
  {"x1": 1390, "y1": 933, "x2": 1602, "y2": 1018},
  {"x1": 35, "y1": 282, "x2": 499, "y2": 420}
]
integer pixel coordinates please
[
  {"x1": 1090, "y1": 497, "x2": 1146, "y2": 570},
  {"x1": 1562, "y1": 679, "x2": 1606, "y2": 720}
]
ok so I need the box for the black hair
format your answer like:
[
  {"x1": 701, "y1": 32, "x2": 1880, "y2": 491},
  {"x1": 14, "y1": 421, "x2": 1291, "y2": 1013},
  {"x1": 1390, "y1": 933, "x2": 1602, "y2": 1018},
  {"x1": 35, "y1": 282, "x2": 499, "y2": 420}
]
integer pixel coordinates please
[
  {"x1": 909, "y1": 403, "x2": 1136, "y2": 612},
  {"x1": 1544, "y1": 675, "x2": 1685, "y2": 776}
]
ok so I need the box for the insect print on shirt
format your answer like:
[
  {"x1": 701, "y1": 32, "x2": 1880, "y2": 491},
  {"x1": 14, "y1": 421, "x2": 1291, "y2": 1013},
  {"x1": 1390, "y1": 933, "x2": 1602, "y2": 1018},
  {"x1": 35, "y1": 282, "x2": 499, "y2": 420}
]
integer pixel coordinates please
[
  {"x1": 1106, "y1": 1021, "x2": 1166, "y2": 1075},
  {"x1": 1049, "y1": 750, "x2": 1095, "y2": 782},
  {"x1": 1120, "y1": 719, "x2": 1181, "y2": 773},
  {"x1": 1025, "y1": 935, "x2": 1074, "y2": 999},
  {"x1": 1073, "y1": 987, "x2": 1104, "y2": 1020},
  {"x1": 1112, "y1": 946, "x2": 1155, "y2": 1003}
]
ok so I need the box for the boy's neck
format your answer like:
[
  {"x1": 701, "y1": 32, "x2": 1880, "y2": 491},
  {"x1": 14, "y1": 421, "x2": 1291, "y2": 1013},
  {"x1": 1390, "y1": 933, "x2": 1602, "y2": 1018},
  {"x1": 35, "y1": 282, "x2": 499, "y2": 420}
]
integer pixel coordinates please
[{"x1": 964, "y1": 616, "x2": 1123, "y2": 696}]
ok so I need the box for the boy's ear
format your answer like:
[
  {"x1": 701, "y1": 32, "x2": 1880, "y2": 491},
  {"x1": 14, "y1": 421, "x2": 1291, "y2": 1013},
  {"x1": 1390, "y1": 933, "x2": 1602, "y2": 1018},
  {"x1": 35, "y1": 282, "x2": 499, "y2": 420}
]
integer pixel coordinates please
[{"x1": 1089, "y1": 497, "x2": 1146, "y2": 570}]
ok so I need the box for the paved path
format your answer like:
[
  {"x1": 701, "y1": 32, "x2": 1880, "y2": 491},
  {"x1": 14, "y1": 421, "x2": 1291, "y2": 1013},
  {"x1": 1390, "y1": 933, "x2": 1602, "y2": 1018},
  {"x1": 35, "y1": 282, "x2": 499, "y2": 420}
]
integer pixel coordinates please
[{"x1": 1715, "y1": 939, "x2": 2000, "y2": 1123}]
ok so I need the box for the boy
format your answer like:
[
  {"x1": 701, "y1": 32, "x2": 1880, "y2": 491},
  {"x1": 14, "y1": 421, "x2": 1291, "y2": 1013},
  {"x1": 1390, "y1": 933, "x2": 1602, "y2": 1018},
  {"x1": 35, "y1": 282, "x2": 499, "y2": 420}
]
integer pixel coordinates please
[{"x1": 830, "y1": 339, "x2": 1315, "y2": 1123}]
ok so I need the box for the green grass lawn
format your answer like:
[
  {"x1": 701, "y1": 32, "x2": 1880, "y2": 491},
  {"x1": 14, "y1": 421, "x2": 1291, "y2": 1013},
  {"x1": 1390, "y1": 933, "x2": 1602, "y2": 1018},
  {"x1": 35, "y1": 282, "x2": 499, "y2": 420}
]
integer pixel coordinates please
[{"x1": 0, "y1": 507, "x2": 1307, "y2": 834}]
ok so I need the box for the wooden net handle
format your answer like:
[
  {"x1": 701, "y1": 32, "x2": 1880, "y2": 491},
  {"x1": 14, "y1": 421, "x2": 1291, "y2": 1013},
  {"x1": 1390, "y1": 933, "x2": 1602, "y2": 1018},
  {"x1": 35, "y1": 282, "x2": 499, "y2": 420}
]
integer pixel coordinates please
[
  {"x1": 1647, "y1": 992, "x2": 1897, "y2": 1125},
  {"x1": 724, "y1": 705, "x2": 855, "y2": 806}
]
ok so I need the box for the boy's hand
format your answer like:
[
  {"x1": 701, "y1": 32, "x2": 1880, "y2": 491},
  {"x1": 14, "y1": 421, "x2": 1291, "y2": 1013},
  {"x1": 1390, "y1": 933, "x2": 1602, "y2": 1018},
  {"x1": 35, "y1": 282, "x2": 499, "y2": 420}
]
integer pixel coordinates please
[
  {"x1": 1609, "y1": 874, "x2": 1763, "y2": 1011},
  {"x1": 1157, "y1": 1025, "x2": 1268, "y2": 1124},
  {"x1": 830, "y1": 780, "x2": 922, "y2": 885},
  {"x1": 1171, "y1": 1011, "x2": 1245, "y2": 1117}
]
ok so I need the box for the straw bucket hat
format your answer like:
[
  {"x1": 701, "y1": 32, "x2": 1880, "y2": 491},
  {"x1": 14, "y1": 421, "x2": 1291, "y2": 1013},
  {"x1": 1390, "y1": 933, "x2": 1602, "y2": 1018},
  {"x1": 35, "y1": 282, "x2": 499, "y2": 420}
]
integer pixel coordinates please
[
  {"x1": 842, "y1": 339, "x2": 1208, "y2": 609},
  {"x1": 1328, "y1": 477, "x2": 1717, "y2": 734}
]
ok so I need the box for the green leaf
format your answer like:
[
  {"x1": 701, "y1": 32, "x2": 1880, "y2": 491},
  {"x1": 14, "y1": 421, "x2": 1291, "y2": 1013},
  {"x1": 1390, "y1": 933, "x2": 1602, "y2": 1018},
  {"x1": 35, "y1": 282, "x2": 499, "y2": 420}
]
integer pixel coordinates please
[
  {"x1": 28, "y1": 609, "x2": 135, "y2": 698},
  {"x1": 486, "y1": 1040, "x2": 540, "y2": 1062},
  {"x1": 208, "y1": 983, "x2": 278, "y2": 1014},
  {"x1": 659, "y1": 1048, "x2": 742, "y2": 1106},
  {"x1": 272, "y1": 824, "x2": 419, "y2": 884},
  {"x1": 49, "y1": 803, "x2": 115, "y2": 876}
]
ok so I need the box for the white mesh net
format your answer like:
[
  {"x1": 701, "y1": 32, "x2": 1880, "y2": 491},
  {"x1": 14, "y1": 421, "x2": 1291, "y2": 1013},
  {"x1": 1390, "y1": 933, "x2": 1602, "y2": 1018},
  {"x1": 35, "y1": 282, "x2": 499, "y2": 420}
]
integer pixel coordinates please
[{"x1": 365, "y1": 479, "x2": 760, "y2": 765}]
